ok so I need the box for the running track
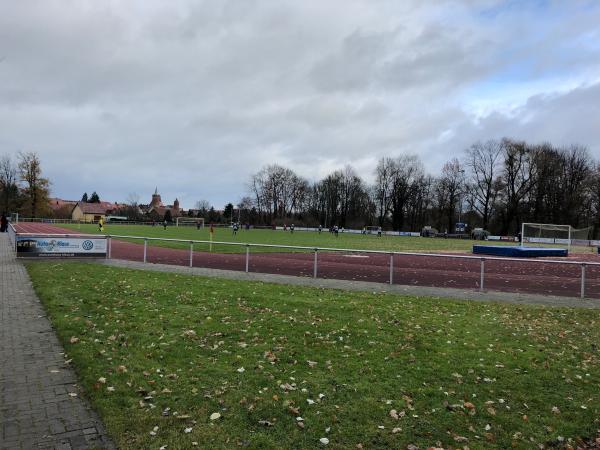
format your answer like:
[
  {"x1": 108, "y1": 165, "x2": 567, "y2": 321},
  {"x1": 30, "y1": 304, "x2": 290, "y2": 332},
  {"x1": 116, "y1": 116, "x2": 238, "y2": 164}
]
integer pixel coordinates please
[{"x1": 13, "y1": 223, "x2": 600, "y2": 300}]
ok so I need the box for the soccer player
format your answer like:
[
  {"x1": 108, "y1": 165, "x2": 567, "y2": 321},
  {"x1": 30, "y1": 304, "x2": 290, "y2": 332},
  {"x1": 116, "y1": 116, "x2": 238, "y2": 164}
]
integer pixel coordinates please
[
  {"x1": 290, "y1": 223, "x2": 295, "y2": 234},
  {"x1": 98, "y1": 217, "x2": 105, "y2": 232}
]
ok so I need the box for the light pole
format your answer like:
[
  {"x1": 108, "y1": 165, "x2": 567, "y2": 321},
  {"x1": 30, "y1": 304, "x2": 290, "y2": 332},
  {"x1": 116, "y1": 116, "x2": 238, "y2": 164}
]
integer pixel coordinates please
[{"x1": 458, "y1": 169, "x2": 465, "y2": 231}]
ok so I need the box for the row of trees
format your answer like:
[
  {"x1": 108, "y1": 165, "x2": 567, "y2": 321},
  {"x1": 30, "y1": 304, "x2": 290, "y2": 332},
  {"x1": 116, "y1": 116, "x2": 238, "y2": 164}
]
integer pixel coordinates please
[
  {"x1": 0, "y1": 152, "x2": 51, "y2": 218},
  {"x1": 4, "y1": 138, "x2": 599, "y2": 237},
  {"x1": 81, "y1": 192, "x2": 101, "y2": 203},
  {"x1": 246, "y1": 138, "x2": 600, "y2": 236}
]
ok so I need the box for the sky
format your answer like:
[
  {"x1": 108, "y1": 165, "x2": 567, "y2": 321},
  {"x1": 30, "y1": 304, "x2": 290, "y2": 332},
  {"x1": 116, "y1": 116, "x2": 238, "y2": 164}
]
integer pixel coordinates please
[{"x1": 1, "y1": 0, "x2": 600, "y2": 209}]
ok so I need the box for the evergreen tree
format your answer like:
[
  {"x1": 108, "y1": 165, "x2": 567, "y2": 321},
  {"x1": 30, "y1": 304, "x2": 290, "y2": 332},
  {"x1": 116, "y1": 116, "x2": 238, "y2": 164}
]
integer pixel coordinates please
[
  {"x1": 81, "y1": 192, "x2": 88, "y2": 202},
  {"x1": 89, "y1": 191, "x2": 100, "y2": 203},
  {"x1": 207, "y1": 207, "x2": 219, "y2": 223},
  {"x1": 223, "y1": 203, "x2": 234, "y2": 222},
  {"x1": 164, "y1": 209, "x2": 172, "y2": 223}
]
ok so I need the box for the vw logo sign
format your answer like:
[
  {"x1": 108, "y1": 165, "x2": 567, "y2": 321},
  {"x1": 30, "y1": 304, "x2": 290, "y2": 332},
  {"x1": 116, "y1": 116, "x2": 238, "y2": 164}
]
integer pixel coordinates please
[{"x1": 82, "y1": 240, "x2": 94, "y2": 251}]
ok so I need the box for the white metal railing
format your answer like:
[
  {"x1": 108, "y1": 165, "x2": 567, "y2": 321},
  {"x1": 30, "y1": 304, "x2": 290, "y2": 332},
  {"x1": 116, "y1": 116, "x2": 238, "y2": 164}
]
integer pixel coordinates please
[
  {"x1": 97, "y1": 233, "x2": 600, "y2": 299},
  {"x1": 8, "y1": 222, "x2": 17, "y2": 249},
  {"x1": 11, "y1": 229, "x2": 600, "y2": 299},
  {"x1": 16, "y1": 217, "x2": 160, "y2": 226}
]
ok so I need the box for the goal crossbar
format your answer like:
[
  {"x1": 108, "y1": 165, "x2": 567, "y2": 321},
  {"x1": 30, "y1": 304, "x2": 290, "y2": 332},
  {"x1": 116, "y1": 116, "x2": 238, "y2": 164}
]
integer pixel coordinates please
[
  {"x1": 176, "y1": 217, "x2": 205, "y2": 227},
  {"x1": 520, "y1": 223, "x2": 592, "y2": 252}
]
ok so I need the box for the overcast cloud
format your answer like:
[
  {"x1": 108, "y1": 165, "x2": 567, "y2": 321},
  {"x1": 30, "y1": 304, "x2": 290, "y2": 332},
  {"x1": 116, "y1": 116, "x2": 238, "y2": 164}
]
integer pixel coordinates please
[{"x1": 1, "y1": 0, "x2": 599, "y2": 208}]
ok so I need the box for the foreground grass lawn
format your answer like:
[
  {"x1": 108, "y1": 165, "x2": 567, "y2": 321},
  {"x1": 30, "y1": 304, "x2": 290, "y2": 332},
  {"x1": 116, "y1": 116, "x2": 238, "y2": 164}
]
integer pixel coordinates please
[
  {"x1": 28, "y1": 262, "x2": 599, "y2": 449},
  {"x1": 60, "y1": 223, "x2": 521, "y2": 254}
]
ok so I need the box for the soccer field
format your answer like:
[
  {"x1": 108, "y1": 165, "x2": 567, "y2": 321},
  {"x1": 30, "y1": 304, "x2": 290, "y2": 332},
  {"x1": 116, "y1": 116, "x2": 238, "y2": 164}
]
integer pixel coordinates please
[{"x1": 59, "y1": 223, "x2": 514, "y2": 254}]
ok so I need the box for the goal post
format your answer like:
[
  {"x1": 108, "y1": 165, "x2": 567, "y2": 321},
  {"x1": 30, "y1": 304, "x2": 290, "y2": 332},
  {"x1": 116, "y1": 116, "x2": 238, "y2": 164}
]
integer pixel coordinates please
[
  {"x1": 520, "y1": 223, "x2": 591, "y2": 252},
  {"x1": 366, "y1": 226, "x2": 380, "y2": 235},
  {"x1": 176, "y1": 217, "x2": 205, "y2": 228}
]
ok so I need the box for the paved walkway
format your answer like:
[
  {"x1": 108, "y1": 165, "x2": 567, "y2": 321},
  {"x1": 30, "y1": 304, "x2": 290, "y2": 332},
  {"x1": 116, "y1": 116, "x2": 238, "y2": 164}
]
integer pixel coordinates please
[
  {"x1": 104, "y1": 258, "x2": 600, "y2": 309},
  {"x1": 0, "y1": 234, "x2": 115, "y2": 450}
]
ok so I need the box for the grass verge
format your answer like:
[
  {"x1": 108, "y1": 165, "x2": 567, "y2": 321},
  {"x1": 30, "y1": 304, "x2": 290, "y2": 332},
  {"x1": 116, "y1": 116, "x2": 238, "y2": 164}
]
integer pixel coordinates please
[{"x1": 28, "y1": 262, "x2": 600, "y2": 449}]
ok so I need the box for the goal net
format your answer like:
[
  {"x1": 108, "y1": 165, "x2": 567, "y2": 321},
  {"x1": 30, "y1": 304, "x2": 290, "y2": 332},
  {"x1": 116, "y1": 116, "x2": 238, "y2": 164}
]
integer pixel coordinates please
[
  {"x1": 176, "y1": 217, "x2": 205, "y2": 228},
  {"x1": 366, "y1": 226, "x2": 380, "y2": 234},
  {"x1": 521, "y1": 223, "x2": 592, "y2": 250}
]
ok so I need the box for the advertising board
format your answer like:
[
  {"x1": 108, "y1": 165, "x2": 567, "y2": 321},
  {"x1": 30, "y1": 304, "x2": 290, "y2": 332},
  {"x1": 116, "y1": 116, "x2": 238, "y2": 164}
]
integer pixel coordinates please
[{"x1": 16, "y1": 236, "x2": 107, "y2": 257}]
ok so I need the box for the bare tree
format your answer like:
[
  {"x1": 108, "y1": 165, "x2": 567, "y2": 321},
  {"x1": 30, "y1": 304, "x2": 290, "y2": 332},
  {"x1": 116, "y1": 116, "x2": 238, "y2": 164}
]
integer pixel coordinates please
[
  {"x1": 248, "y1": 165, "x2": 308, "y2": 222},
  {"x1": 238, "y1": 196, "x2": 254, "y2": 223},
  {"x1": 438, "y1": 158, "x2": 465, "y2": 233},
  {"x1": 374, "y1": 157, "x2": 395, "y2": 226},
  {"x1": 464, "y1": 140, "x2": 502, "y2": 229},
  {"x1": 126, "y1": 192, "x2": 140, "y2": 206},
  {"x1": 18, "y1": 152, "x2": 50, "y2": 217},
  {"x1": 389, "y1": 155, "x2": 424, "y2": 231},
  {"x1": 499, "y1": 139, "x2": 538, "y2": 233},
  {"x1": 195, "y1": 199, "x2": 210, "y2": 211},
  {"x1": 0, "y1": 154, "x2": 19, "y2": 213}
]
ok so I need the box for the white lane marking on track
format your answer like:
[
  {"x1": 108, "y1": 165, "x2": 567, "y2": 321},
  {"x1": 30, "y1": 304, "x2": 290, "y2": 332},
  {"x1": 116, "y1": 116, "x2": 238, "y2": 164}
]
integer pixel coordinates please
[{"x1": 342, "y1": 255, "x2": 370, "y2": 258}]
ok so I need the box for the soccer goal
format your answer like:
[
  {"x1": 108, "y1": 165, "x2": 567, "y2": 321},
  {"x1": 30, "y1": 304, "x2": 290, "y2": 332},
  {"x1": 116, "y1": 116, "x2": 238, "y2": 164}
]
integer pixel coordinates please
[
  {"x1": 521, "y1": 223, "x2": 591, "y2": 252},
  {"x1": 176, "y1": 217, "x2": 205, "y2": 228}
]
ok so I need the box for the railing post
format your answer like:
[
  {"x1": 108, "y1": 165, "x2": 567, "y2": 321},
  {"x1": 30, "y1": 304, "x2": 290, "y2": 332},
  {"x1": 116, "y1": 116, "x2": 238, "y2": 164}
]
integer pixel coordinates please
[
  {"x1": 581, "y1": 263, "x2": 586, "y2": 299},
  {"x1": 189, "y1": 242, "x2": 194, "y2": 268},
  {"x1": 107, "y1": 236, "x2": 111, "y2": 259},
  {"x1": 480, "y1": 258, "x2": 485, "y2": 292},
  {"x1": 389, "y1": 253, "x2": 394, "y2": 285},
  {"x1": 313, "y1": 248, "x2": 318, "y2": 279},
  {"x1": 143, "y1": 238, "x2": 147, "y2": 264},
  {"x1": 245, "y1": 245, "x2": 250, "y2": 273}
]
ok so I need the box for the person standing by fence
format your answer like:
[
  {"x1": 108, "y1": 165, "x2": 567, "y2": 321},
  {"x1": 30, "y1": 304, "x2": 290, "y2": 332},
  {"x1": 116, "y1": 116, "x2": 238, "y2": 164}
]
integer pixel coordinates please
[{"x1": 0, "y1": 213, "x2": 7, "y2": 232}]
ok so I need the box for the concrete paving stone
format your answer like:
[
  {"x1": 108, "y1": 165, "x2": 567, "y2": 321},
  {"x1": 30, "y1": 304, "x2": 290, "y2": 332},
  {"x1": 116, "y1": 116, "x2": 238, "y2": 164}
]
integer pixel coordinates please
[{"x1": 0, "y1": 234, "x2": 115, "y2": 449}]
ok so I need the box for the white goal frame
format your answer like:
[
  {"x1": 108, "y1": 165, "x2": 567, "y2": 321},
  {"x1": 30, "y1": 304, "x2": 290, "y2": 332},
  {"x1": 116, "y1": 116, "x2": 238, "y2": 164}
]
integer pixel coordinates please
[
  {"x1": 176, "y1": 217, "x2": 205, "y2": 228},
  {"x1": 366, "y1": 226, "x2": 380, "y2": 234},
  {"x1": 521, "y1": 222, "x2": 572, "y2": 252}
]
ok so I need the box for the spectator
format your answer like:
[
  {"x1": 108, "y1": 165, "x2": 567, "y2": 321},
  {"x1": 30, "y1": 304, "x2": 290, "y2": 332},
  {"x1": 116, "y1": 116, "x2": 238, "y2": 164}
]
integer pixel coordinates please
[{"x1": 0, "y1": 213, "x2": 7, "y2": 232}]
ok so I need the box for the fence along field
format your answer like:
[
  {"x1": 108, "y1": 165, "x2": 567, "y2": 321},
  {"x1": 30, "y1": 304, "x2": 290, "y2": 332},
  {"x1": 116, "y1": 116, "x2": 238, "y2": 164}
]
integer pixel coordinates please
[{"x1": 11, "y1": 221, "x2": 600, "y2": 300}]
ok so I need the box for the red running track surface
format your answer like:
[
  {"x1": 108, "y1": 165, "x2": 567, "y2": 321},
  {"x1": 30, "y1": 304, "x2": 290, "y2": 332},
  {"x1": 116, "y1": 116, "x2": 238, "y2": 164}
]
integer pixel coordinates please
[{"x1": 13, "y1": 222, "x2": 600, "y2": 299}]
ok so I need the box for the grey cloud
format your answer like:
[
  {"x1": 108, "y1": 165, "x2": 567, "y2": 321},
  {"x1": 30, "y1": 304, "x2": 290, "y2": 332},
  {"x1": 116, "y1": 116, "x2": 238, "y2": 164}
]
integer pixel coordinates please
[{"x1": 1, "y1": 0, "x2": 599, "y2": 207}]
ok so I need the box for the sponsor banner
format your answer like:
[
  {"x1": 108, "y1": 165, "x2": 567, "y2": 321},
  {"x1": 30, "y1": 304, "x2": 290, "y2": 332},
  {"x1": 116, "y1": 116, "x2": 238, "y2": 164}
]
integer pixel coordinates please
[
  {"x1": 526, "y1": 237, "x2": 555, "y2": 244},
  {"x1": 488, "y1": 235, "x2": 517, "y2": 241},
  {"x1": 16, "y1": 236, "x2": 106, "y2": 257}
]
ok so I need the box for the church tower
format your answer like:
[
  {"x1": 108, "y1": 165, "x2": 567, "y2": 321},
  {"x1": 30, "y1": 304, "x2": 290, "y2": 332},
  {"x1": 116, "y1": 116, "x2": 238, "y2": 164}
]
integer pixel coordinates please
[
  {"x1": 173, "y1": 198, "x2": 180, "y2": 212},
  {"x1": 151, "y1": 187, "x2": 163, "y2": 208}
]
